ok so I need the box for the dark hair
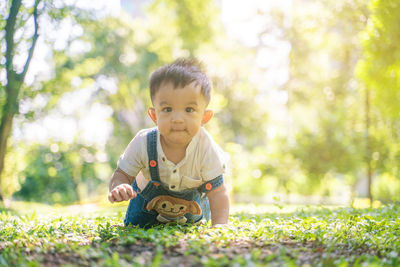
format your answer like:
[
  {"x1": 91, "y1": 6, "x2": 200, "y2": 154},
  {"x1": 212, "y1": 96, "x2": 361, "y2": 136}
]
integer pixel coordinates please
[{"x1": 149, "y1": 58, "x2": 212, "y2": 104}]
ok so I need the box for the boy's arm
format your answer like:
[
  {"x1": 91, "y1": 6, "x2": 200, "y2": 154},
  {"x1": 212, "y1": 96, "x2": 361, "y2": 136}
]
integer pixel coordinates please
[
  {"x1": 108, "y1": 167, "x2": 136, "y2": 203},
  {"x1": 207, "y1": 184, "x2": 230, "y2": 226}
]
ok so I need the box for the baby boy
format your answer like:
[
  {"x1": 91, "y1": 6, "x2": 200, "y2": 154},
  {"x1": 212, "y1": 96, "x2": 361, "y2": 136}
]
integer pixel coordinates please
[{"x1": 108, "y1": 58, "x2": 229, "y2": 227}]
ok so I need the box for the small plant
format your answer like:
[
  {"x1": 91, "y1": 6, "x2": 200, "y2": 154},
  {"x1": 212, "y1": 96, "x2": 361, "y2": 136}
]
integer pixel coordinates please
[{"x1": 273, "y1": 195, "x2": 284, "y2": 210}]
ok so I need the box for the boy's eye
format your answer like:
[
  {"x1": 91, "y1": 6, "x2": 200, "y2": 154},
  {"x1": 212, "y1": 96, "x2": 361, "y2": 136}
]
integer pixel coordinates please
[
  {"x1": 162, "y1": 107, "x2": 172, "y2": 112},
  {"x1": 185, "y1": 107, "x2": 195, "y2": 113}
]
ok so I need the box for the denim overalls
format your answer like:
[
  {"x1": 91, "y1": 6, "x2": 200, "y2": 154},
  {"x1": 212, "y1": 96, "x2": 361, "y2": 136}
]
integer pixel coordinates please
[{"x1": 124, "y1": 129, "x2": 224, "y2": 228}]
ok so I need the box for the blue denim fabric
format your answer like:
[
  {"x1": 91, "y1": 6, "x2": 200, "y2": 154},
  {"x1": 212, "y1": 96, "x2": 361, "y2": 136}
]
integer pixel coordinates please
[
  {"x1": 124, "y1": 128, "x2": 223, "y2": 228},
  {"x1": 124, "y1": 180, "x2": 159, "y2": 228},
  {"x1": 124, "y1": 180, "x2": 211, "y2": 228}
]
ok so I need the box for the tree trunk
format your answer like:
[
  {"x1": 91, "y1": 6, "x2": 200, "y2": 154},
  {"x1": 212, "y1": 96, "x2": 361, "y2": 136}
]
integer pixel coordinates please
[
  {"x1": 0, "y1": 0, "x2": 40, "y2": 202},
  {"x1": 365, "y1": 86, "x2": 373, "y2": 206},
  {"x1": 0, "y1": 79, "x2": 21, "y2": 202}
]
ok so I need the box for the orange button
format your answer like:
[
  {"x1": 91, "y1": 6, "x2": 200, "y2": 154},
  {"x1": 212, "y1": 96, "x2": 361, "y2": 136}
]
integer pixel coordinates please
[
  {"x1": 205, "y1": 183, "x2": 212, "y2": 190},
  {"x1": 149, "y1": 160, "x2": 157, "y2": 167},
  {"x1": 153, "y1": 182, "x2": 160, "y2": 187}
]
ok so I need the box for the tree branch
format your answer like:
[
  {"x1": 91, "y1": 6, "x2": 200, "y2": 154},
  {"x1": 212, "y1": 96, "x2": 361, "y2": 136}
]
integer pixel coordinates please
[
  {"x1": 5, "y1": 0, "x2": 22, "y2": 74},
  {"x1": 20, "y1": 0, "x2": 42, "y2": 81}
]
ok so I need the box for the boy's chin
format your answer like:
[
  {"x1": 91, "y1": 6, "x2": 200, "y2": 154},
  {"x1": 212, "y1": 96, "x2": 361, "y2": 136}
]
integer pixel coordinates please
[{"x1": 165, "y1": 134, "x2": 192, "y2": 146}]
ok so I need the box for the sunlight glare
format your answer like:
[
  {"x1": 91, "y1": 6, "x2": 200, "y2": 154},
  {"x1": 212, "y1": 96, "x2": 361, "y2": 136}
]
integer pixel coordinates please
[{"x1": 79, "y1": 103, "x2": 113, "y2": 147}]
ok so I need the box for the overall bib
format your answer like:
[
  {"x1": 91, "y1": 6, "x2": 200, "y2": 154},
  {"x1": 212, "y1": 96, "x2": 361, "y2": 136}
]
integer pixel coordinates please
[{"x1": 124, "y1": 129, "x2": 224, "y2": 228}]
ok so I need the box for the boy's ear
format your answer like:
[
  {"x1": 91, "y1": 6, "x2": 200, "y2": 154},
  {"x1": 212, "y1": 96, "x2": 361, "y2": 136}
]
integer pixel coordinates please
[
  {"x1": 202, "y1": 109, "x2": 213, "y2": 125},
  {"x1": 147, "y1": 108, "x2": 157, "y2": 124}
]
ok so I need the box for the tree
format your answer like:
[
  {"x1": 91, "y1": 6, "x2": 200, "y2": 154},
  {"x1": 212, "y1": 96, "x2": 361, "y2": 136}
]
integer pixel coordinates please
[
  {"x1": 0, "y1": 0, "x2": 40, "y2": 201},
  {"x1": 357, "y1": 0, "x2": 400, "y2": 203},
  {"x1": 279, "y1": 0, "x2": 369, "y2": 196},
  {"x1": 1, "y1": 0, "x2": 98, "y2": 201}
]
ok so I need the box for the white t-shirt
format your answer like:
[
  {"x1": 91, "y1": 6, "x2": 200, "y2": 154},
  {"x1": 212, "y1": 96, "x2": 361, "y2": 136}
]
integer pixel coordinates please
[{"x1": 118, "y1": 127, "x2": 228, "y2": 192}]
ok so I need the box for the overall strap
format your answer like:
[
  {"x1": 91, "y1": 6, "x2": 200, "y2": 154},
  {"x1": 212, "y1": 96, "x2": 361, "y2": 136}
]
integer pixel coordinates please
[
  {"x1": 198, "y1": 175, "x2": 224, "y2": 194},
  {"x1": 146, "y1": 129, "x2": 161, "y2": 182}
]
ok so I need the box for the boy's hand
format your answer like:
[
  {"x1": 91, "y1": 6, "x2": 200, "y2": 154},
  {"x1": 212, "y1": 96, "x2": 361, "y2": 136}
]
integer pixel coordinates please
[{"x1": 108, "y1": 184, "x2": 137, "y2": 203}]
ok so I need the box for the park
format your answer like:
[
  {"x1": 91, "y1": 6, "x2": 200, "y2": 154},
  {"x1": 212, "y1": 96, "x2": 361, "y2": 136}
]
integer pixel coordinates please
[{"x1": 1, "y1": 0, "x2": 400, "y2": 266}]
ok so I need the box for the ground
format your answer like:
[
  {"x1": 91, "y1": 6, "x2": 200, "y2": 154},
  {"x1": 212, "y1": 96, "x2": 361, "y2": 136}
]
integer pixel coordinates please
[{"x1": 0, "y1": 202, "x2": 399, "y2": 266}]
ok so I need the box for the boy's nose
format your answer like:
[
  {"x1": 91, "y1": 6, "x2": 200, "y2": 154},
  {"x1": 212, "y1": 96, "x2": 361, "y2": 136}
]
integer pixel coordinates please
[{"x1": 171, "y1": 111, "x2": 184, "y2": 122}]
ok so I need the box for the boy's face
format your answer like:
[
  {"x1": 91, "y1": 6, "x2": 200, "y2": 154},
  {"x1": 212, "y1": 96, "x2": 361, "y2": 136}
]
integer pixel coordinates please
[{"x1": 148, "y1": 81, "x2": 212, "y2": 148}]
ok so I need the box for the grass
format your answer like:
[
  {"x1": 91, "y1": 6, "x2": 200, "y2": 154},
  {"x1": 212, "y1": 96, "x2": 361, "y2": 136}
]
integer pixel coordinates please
[{"x1": 0, "y1": 201, "x2": 400, "y2": 266}]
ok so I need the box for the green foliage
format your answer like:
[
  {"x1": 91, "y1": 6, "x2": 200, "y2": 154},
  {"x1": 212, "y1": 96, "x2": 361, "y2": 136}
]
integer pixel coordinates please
[
  {"x1": 12, "y1": 142, "x2": 106, "y2": 204},
  {"x1": 1, "y1": 203, "x2": 400, "y2": 266},
  {"x1": 151, "y1": 0, "x2": 218, "y2": 53},
  {"x1": 356, "y1": 0, "x2": 400, "y2": 179},
  {"x1": 372, "y1": 173, "x2": 400, "y2": 203},
  {"x1": 213, "y1": 78, "x2": 269, "y2": 150},
  {"x1": 282, "y1": 0, "x2": 369, "y2": 189},
  {"x1": 358, "y1": 0, "x2": 400, "y2": 119},
  {"x1": 292, "y1": 112, "x2": 363, "y2": 184}
]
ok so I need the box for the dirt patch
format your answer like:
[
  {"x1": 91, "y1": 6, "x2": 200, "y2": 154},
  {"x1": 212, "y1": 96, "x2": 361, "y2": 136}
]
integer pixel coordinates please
[{"x1": 9, "y1": 238, "x2": 380, "y2": 266}]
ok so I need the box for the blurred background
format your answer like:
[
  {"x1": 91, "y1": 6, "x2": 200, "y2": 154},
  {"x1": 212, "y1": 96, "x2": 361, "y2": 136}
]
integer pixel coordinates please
[{"x1": 1, "y1": 0, "x2": 399, "y2": 208}]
